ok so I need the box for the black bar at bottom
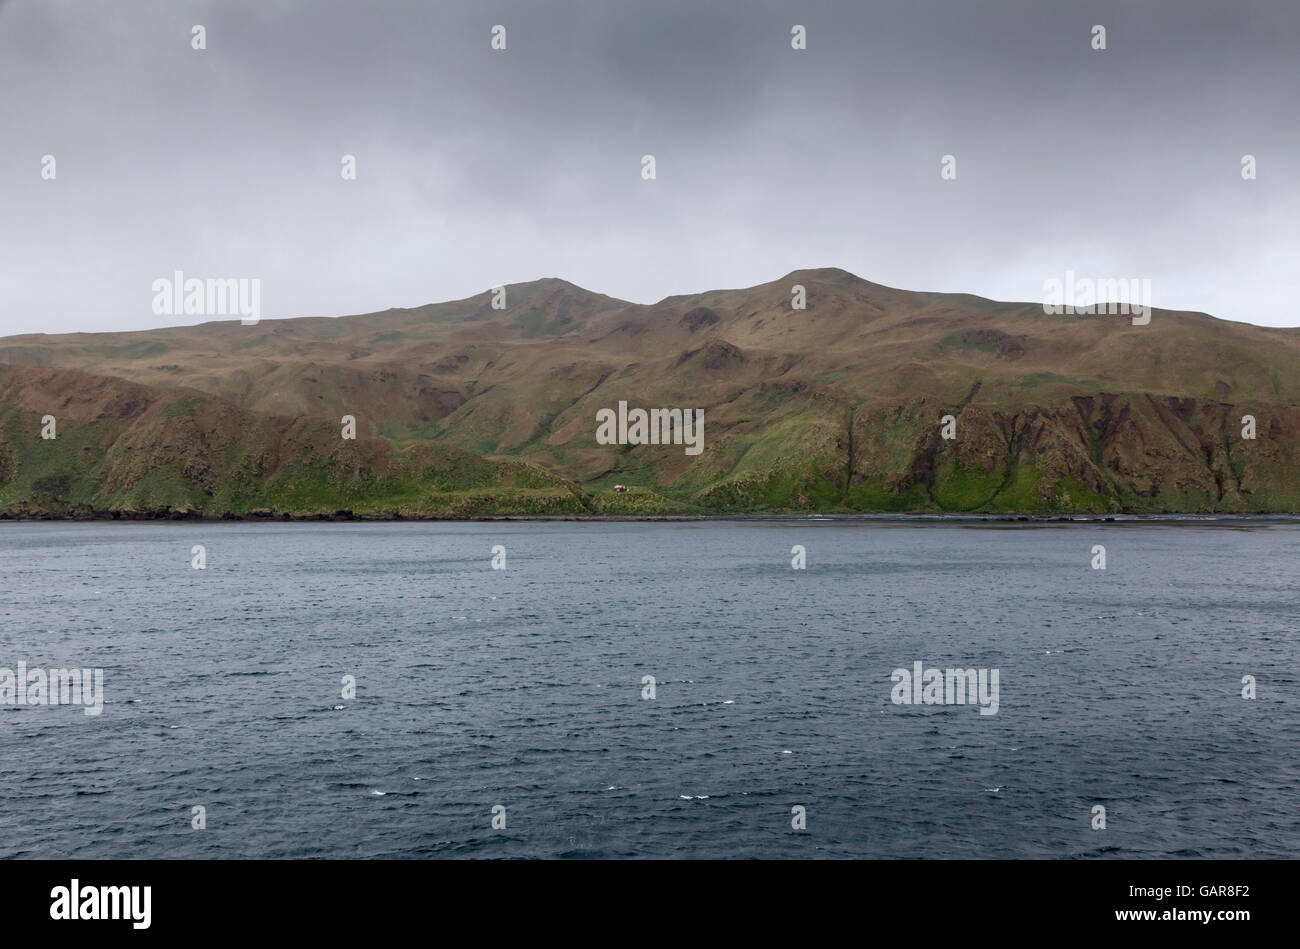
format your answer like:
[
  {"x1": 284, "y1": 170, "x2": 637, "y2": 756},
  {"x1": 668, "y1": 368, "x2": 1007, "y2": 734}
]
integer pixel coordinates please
[{"x1": 0, "y1": 859, "x2": 1276, "y2": 935}]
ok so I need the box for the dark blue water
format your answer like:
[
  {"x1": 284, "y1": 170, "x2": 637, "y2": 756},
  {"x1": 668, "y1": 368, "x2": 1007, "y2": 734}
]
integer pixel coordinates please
[{"x1": 0, "y1": 520, "x2": 1296, "y2": 858}]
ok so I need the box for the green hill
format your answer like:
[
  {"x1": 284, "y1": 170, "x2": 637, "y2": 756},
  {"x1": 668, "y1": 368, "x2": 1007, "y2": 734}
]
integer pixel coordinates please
[{"x1": 2, "y1": 269, "x2": 1298, "y2": 516}]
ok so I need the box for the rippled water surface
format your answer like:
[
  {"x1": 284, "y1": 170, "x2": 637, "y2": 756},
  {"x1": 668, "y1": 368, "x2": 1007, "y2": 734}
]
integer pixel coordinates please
[{"x1": 0, "y1": 520, "x2": 1296, "y2": 858}]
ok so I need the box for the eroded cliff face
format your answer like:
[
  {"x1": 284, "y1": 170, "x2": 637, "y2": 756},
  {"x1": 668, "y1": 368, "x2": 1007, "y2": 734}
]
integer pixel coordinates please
[
  {"x1": 1, "y1": 365, "x2": 1296, "y2": 517},
  {"x1": 683, "y1": 388, "x2": 1300, "y2": 515},
  {"x1": 853, "y1": 397, "x2": 1294, "y2": 513}
]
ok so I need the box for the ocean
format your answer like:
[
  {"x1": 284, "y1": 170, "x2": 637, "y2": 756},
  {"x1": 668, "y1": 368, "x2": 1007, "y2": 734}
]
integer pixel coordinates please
[{"x1": 1, "y1": 519, "x2": 1295, "y2": 858}]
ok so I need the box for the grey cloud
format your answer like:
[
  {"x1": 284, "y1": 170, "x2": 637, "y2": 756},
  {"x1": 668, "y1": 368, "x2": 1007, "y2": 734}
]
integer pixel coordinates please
[{"x1": 0, "y1": 0, "x2": 1297, "y2": 333}]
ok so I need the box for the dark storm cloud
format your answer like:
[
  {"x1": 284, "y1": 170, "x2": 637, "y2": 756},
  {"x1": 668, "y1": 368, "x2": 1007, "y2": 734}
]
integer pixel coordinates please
[{"x1": 1, "y1": 0, "x2": 1297, "y2": 332}]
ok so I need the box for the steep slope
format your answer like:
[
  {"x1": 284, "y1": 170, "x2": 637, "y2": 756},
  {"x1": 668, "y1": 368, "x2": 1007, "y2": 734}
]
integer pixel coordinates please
[
  {"x1": 3, "y1": 269, "x2": 1300, "y2": 514},
  {"x1": 0, "y1": 366, "x2": 589, "y2": 518}
]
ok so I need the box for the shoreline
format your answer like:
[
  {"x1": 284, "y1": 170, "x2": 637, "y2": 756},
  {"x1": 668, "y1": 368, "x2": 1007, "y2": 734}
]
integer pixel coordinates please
[{"x1": 3, "y1": 511, "x2": 1299, "y2": 524}]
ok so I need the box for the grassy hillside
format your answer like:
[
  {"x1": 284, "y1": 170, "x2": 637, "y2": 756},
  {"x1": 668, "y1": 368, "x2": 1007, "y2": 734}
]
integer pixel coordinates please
[
  {"x1": 0, "y1": 367, "x2": 593, "y2": 518},
  {"x1": 2, "y1": 269, "x2": 1299, "y2": 516}
]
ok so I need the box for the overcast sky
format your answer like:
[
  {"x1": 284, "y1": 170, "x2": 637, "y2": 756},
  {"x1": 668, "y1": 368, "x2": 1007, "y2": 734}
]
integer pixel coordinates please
[{"x1": 1, "y1": 0, "x2": 1297, "y2": 334}]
